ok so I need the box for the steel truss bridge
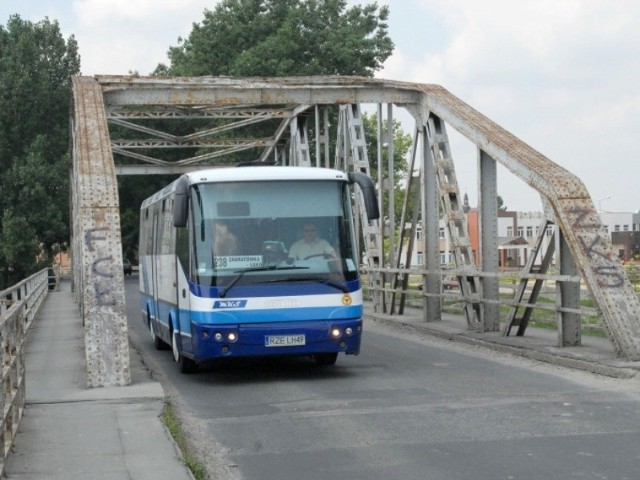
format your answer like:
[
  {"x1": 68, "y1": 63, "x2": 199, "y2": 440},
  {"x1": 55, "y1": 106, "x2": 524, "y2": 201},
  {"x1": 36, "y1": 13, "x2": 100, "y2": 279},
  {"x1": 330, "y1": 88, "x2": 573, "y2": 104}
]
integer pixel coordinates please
[{"x1": 70, "y1": 75, "x2": 640, "y2": 387}]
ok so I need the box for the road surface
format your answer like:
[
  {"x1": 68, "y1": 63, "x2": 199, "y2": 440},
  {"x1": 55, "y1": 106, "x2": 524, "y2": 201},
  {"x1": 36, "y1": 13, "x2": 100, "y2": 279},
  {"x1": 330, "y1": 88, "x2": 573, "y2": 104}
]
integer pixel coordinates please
[{"x1": 124, "y1": 276, "x2": 640, "y2": 480}]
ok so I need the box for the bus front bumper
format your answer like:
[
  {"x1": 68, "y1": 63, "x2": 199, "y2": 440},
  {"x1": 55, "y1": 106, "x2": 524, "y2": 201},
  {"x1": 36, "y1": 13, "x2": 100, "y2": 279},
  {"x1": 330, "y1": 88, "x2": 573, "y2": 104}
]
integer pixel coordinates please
[{"x1": 190, "y1": 319, "x2": 362, "y2": 362}]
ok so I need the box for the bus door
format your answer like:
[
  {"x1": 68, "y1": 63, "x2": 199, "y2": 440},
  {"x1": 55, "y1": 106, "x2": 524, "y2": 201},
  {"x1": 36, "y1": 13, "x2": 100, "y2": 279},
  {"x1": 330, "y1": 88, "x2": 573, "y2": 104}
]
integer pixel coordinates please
[
  {"x1": 175, "y1": 214, "x2": 192, "y2": 354},
  {"x1": 151, "y1": 212, "x2": 160, "y2": 326}
]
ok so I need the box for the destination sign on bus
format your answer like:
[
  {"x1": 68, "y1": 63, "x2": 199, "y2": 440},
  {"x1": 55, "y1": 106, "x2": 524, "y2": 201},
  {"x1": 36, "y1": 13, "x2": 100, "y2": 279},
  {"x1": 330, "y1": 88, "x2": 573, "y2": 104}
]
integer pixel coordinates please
[{"x1": 213, "y1": 255, "x2": 263, "y2": 269}]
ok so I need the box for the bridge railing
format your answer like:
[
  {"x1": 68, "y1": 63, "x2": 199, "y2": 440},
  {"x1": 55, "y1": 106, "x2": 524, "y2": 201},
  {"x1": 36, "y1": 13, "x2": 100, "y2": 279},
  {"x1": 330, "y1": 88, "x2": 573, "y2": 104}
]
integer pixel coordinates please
[
  {"x1": 0, "y1": 269, "x2": 49, "y2": 475},
  {"x1": 362, "y1": 266, "x2": 605, "y2": 334}
]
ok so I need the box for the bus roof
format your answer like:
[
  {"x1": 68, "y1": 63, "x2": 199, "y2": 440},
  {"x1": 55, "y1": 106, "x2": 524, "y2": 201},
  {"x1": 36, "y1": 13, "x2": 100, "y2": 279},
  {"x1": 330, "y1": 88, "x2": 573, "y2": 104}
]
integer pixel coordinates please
[
  {"x1": 140, "y1": 166, "x2": 350, "y2": 209},
  {"x1": 184, "y1": 166, "x2": 349, "y2": 183}
]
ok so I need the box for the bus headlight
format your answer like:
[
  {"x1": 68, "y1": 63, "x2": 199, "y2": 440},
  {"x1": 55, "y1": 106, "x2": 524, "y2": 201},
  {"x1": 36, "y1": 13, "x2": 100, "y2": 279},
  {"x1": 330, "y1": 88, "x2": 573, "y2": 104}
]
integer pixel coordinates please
[
  {"x1": 345, "y1": 327, "x2": 353, "y2": 336},
  {"x1": 227, "y1": 332, "x2": 238, "y2": 342},
  {"x1": 330, "y1": 327, "x2": 342, "y2": 338},
  {"x1": 214, "y1": 332, "x2": 223, "y2": 342}
]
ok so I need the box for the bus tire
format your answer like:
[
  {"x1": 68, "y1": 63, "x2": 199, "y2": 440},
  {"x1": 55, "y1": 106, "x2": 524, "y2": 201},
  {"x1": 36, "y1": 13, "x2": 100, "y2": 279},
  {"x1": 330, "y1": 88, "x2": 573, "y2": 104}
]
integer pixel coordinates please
[
  {"x1": 172, "y1": 329, "x2": 197, "y2": 374},
  {"x1": 314, "y1": 352, "x2": 338, "y2": 366}
]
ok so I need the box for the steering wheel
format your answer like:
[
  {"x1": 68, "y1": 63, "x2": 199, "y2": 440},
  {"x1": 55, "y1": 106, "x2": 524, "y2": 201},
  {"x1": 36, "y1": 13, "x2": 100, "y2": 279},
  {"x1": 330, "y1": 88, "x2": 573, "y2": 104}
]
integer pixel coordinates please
[{"x1": 303, "y1": 253, "x2": 331, "y2": 260}]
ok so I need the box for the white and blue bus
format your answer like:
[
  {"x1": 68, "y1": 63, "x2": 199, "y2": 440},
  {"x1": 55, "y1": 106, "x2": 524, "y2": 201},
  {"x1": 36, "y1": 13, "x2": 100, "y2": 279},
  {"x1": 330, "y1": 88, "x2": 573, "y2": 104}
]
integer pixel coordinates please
[{"x1": 139, "y1": 166, "x2": 379, "y2": 372}]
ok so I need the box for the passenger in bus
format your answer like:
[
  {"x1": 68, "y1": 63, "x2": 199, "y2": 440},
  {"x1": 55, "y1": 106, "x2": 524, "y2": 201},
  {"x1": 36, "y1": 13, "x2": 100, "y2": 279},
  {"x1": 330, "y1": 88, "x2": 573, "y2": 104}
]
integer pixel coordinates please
[
  {"x1": 213, "y1": 221, "x2": 238, "y2": 256},
  {"x1": 288, "y1": 222, "x2": 335, "y2": 260}
]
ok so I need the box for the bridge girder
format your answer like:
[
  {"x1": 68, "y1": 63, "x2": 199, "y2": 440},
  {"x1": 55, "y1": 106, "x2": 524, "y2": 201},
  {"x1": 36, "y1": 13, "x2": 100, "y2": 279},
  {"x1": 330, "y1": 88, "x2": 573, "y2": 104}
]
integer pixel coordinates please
[{"x1": 70, "y1": 75, "x2": 640, "y2": 387}]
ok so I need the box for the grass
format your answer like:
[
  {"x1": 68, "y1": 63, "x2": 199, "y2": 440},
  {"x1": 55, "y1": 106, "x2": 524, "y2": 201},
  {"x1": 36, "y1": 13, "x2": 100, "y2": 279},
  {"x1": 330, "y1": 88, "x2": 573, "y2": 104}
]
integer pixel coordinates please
[{"x1": 162, "y1": 402, "x2": 207, "y2": 480}]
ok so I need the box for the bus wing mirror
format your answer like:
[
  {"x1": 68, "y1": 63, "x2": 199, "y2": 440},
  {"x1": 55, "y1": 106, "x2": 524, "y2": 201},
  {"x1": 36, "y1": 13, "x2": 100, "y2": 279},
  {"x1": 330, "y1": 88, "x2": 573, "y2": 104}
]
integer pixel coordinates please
[
  {"x1": 348, "y1": 172, "x2": 380, "y2": 221},
  {"x1": 173, "y1": 176, "x2": 189, "y2": 227}
]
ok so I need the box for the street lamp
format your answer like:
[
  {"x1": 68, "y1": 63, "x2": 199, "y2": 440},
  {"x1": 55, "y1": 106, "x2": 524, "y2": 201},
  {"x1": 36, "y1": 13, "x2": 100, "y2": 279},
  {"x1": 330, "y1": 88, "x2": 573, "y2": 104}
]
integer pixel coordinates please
[{"x1": 598, "y1": 195, "x2": 612, "y2": 212}]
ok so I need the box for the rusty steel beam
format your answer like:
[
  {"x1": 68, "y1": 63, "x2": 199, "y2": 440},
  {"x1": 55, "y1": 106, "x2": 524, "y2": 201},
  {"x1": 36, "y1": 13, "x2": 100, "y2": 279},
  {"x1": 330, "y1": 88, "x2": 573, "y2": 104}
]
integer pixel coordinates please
[
  {"x1": 416, "y1": 85, "x2": 640, "y2": 359},
  {"x1": 106, "y1": 106, "x2": 291, "y2": 120},
  {"x1": 70, "y1": 77, "x2": 131, "y2": 387},
  {"x1": 96, "y1": 75, "x2": 421, "y2": 106},
  {"x1": 69, "y1": 75, "x2": 640, "y2": 368}
]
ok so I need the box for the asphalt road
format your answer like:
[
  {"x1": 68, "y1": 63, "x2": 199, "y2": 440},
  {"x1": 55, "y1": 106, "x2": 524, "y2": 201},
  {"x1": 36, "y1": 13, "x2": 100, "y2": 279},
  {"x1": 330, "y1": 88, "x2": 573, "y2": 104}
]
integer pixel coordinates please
[{"x1": 124, "y1": 276, "x2": 640, "y2": 480}]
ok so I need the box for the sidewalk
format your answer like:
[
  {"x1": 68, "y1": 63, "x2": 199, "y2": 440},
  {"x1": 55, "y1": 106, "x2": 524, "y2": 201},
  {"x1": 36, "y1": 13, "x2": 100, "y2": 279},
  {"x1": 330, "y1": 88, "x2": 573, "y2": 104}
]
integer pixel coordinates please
[
  {"x1": 4, "y1": 281, "x2": 193, "y2": 480},
  {"x1": 365, "y1": 304, "x2": 640, "y2": 379}
]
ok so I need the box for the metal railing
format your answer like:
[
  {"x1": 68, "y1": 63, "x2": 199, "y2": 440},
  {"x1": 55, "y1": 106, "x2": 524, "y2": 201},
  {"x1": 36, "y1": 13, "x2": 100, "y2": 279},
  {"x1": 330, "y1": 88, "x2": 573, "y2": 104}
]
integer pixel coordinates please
[
  {"x1": 0, "y1": 269, "x2": 49, "y2": 474},
  {"x1": 363, "y1": 266, "x2": 605, "y2": 335}
]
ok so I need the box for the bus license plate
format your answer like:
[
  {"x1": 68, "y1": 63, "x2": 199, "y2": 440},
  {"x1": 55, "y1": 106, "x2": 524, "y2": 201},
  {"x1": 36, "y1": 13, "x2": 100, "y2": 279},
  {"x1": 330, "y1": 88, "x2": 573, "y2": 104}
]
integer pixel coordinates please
[{"x1": 265, "y1": 334, "x2": 306, "y2": 347}]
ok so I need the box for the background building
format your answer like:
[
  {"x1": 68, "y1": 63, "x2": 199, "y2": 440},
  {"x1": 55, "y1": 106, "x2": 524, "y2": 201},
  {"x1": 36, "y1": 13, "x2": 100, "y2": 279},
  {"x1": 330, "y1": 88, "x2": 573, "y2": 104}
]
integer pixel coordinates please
[{"x1": 402, "y1": 208, "x2": 639, "y2": 269}]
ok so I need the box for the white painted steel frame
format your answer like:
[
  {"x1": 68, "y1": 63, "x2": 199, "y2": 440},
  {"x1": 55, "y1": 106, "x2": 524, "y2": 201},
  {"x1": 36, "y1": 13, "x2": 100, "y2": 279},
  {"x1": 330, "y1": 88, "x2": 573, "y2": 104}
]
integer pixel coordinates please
[{"x1": 70, "y1": 76, "x2": 640, "y2": 377}]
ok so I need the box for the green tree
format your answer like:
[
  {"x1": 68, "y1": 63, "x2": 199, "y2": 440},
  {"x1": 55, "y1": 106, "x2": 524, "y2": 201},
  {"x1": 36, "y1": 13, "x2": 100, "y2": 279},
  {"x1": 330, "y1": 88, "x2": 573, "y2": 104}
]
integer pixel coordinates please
[
  {"x1": 127, "y1": 0, "x2": 394, "y2": 264},
  {"x1": 0, "y1": 209, "x2": 39, "y2": 285},
  {"x1": 117, "y1": 174, "x2": 178, "y2": 262},
  {"x1": 4, "y1": 135, "x2": 69, "y2": 254},
  {"x1": 0, "y1": 15, "x2": 80, "y2": 287},
  {"x1": 156, "y1": 0, "x2": 393, "y2": 77}
]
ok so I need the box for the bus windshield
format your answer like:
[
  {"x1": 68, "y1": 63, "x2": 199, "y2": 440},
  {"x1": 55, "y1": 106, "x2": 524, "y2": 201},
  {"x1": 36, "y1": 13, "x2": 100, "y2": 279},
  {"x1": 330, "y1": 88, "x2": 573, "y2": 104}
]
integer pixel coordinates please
[{"x1": 190, "y1": 180, "x2": 359, "y2": 287}]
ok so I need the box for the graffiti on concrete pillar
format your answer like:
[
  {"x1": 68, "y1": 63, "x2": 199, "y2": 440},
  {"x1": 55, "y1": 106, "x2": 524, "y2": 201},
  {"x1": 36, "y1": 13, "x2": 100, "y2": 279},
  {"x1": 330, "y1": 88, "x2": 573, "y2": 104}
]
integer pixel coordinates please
[
  {"x1": 577, "y1": 234, "x2": 613, "y2": 263},
  {"x1": 85, "y1": 227, "x2": 108, "y2": 252},
  {"x1": 85, "y1": 227, "x2": 117, "y2": 306},
  {"x1": 94, "y1": 281, "x2": 117, "y2": 306},
  {"x1": 568, "y1": 207, "x2": 624, "y2": 288},
  {"x1": 92, "y1": 256, "x2": 114, "y2": 277}
]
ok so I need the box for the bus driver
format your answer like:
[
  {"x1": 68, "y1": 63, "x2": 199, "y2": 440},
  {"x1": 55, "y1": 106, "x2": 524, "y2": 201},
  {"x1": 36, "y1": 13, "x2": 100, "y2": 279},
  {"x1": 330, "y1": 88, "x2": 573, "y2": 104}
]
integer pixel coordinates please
[
  {"x1": 213, "y1": 221, "x2": 238, "y2": 256},
  {"x1": 288, "y1": 222, "x2": 335, "y2": 260}
]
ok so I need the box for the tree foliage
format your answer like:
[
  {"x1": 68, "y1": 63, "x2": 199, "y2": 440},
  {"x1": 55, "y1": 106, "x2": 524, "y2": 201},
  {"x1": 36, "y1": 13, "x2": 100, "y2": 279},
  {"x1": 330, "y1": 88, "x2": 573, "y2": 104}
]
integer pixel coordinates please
[
  {"x1": 498, "y1": 195, "x2": 507, "y2": 212},
  {"x1": 4, "y1": 136, "x2": 69, "y2": 252},
  {"x1": 0, "y1": 209, "x2": 39, "y2": 282},
  {"x1": 117, "y1": 174, "x2": 178, "y2": 260},
  {"x1": 156, "y1": 0, "x2": 393, "y2": 77},
  {"x1": 0, "y1": 15, "x2": 80, "y2": 287},
  {"x1": 133, "y1": 0, "x2": 395, "y2": 262}
]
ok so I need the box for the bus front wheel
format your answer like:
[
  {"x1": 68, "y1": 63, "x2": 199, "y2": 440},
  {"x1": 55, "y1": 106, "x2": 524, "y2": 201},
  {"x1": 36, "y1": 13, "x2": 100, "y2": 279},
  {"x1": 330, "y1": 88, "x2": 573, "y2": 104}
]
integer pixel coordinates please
[{"x1": 172, "y1": 330, "x2": 197, "y2": 374}]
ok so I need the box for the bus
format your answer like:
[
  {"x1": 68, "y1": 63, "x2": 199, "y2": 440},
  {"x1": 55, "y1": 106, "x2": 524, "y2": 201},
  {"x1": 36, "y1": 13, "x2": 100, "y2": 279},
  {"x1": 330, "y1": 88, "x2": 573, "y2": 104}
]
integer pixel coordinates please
[{"x1": 139, "y1": 166, "x2": 379, "y2": 372}]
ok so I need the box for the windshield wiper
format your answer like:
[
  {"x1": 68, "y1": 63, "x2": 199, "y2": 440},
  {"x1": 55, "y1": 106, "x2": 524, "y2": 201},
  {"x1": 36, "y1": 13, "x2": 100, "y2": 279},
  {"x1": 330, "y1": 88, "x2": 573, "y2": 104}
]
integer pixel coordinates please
[
  {"x1": 262, "y1": 276, "x2": 349, "y2": 293},
  {"x1": 218, "y1": 265, "x2": 309, "y2": 298}
]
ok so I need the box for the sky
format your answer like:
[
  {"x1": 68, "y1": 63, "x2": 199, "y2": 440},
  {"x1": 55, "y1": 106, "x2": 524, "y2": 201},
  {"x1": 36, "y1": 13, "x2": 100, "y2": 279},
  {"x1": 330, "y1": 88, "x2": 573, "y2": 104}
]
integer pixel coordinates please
[{"x1": 1, "y1": 0, "x2": 639, "y2": 213}]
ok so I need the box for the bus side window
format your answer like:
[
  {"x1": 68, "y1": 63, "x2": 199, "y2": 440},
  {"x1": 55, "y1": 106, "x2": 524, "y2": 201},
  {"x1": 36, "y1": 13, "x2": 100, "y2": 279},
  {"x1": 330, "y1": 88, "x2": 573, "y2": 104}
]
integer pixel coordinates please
[{"x1": 176, "y1": 226, "x2": 189, "y2": 273}]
